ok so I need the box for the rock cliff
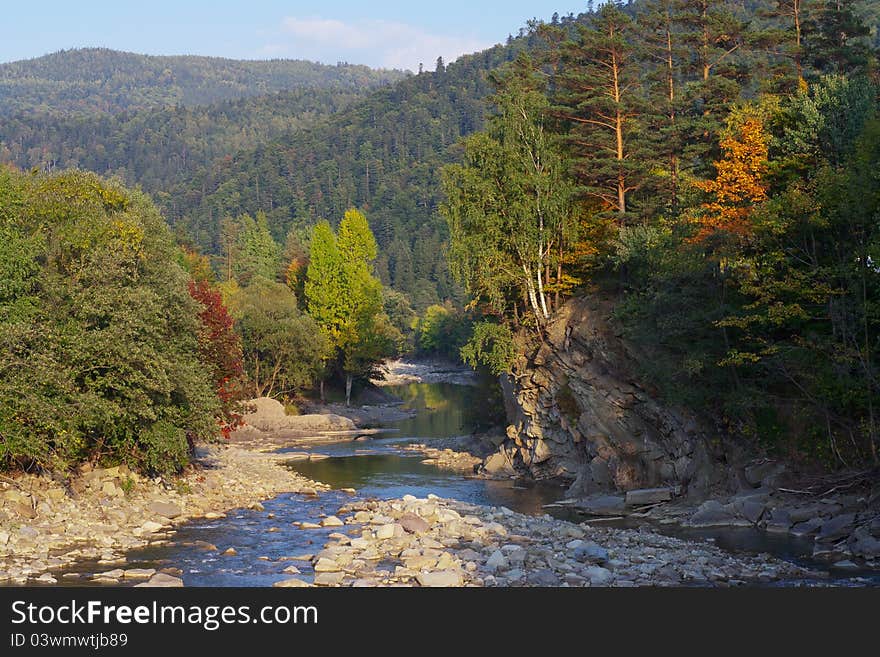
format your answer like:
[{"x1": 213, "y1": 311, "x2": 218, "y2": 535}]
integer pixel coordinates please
[{"x1": 487, "y1": 296, "x2": 723, "y2": 498}]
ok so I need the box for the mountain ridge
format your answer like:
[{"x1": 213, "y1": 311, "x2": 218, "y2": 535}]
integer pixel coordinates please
[{"x1": 0, "y1": 47, "x2": 408, "y2": 117}]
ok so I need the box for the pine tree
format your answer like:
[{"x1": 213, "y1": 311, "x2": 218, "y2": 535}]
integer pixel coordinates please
[
  {"x1": 234, "y1": 212, "x2": 281, "y2": 285},
  {"x1": 804, "y1": 1, "x2": 872, "y2": 75},
  {"x1": 677, "y1": 0, "x2": 751, "y2": 172},
  {"x1": 759, "y1": 1, "x2": 813, "y2": 87},
  {"x1": 556, "y1": 2, "x2": 645, "y2": 221},
  {"x1": 638, "y1": 0, "x2": 689, "y2": 213}
]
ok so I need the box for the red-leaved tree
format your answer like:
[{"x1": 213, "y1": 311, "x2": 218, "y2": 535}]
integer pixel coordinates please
[{"x1": 188, "y1": 280, "x2": 245, "y2": 439}]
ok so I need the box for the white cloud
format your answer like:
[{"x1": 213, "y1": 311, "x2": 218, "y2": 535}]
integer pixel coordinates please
[{"x1": 260, "y1": 16, "x2": 490, "y2": 71}]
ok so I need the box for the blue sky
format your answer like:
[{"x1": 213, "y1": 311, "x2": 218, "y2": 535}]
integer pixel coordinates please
[{"x1": 1, "y1": 1, "x2": 591, "y2": 72}]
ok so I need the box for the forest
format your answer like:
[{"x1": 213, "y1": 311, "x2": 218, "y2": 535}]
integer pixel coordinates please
[
  {"x1": 444, "y1": 0, "x2": 880, "y2": 468},
  {"x1": 1, "y1": 0, "x2": 880, "y2": 475}
]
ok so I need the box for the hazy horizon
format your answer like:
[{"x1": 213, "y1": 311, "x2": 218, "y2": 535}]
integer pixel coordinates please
[{"x1": 0, "y1": 1, "x2": 590, "y2": 73}]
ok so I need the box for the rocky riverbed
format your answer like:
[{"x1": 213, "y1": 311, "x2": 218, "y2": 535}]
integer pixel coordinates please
[
  {"x1": 371, "y1": 359, "x2": 479, "y2": 387},
  {"x1": 273, "y1": 495, "x2": 818, "y2": 587},
  {"x1": 3, "y1": 360, "x2": 877, "y2": 587},
  {"x1": 0, "y1": 446, "x2": 329, "y2": 587},
  {"x1": 537, "y1": 464, "x2": 880, "y2": 572}
]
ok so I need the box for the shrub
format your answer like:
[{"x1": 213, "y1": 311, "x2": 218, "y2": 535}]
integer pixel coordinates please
[{"x1": 0, "y1": 168, "x2": 219, "y2": 474}]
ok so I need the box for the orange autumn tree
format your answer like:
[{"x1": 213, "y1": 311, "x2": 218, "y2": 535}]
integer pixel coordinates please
[{"x1": 691, "y1": 103, "x2": 774, "y2": 244}]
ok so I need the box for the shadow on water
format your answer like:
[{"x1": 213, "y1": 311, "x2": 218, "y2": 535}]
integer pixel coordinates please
[{"x1": 48, "y1": 379, "x2": 880, "y2": 587}]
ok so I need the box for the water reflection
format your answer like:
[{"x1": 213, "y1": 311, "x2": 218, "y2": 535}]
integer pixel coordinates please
[{"x1": 388, "y1": 381, "x2": 504, "y2": 438}]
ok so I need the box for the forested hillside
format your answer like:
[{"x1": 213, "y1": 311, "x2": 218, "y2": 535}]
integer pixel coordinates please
[
  {"x1": 0, "y1": 48, "x2": 406, "y2": 117},
  {"x1": 5, "y1": 3, "x2": 880, "y2": 311},
  {"x1": 0, "y1": 88, "x2": 375, "y2": 201},
  {"x1": 171, "y1": 43, "x2": 532, "y2": 309},
  {"x1": 442, "y1": 0, "x2": 880, "y2": 468}
]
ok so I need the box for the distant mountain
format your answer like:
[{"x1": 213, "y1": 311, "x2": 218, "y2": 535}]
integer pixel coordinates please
[{"x1": 0, "y1": 48, "x2": 407, "y2": 117}]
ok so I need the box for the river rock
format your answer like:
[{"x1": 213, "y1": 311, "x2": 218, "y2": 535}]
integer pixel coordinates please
[
  {"x1": 573, "y1": 543, "x2": 609, "y2": 565},
  {"x1": 483, "y1": 452, "x2": 516, "y2": 477},
  {"x1": 147, "y1": 501, "x2": 183, "y2": 519},
  {"x1": 122, "y1": 569, "x2": 156, "y2": 579},
  {"x1": 314, "y1": 558, "x2": 340, "y2": 573},
  {"x1": 136, "y1": 573, "x2": 184, "y2": 587},
  {"x1": 817, "y1": 514, "x2": 856, "y2": 542},
  {"x1": 685, "y1": 501, "x2": 748, "y2": 528},
  {"x1": 733, "y1": 499, "x2": 766, "y2": 525},
  {"x1": 625, "y1": 488, "x2": 673, "y2": 506},
  {"x1": 11, "y1": 502, "x2": 36, "y2": 519},
  {"x1": 526, "y1": 569, "x2": 559, "y2": 587},
  {"x1": 274, "y1": 578, "x2": 311, "y2": 588},
  {"x1": 849, "y1": 527, "x2": 880, "y2": 559},
  {"x1": 313, "y1": 572, "x2": 345, "y2": 586},
  {"x1": 584, "y1": 566, "x2": 614, "y2": 586},
  {"x1": 321, "y1": 516, "x2": 344, "y2": 528},
  {"x1": 241, "y1": 397, "x2": 356, "y2": 433},
  {"x1": 375, "y1": 524, "x2": 399, "y2": 540},
  {"x1": 399, "y1": 513, "x2": 430, "y2": 535},
  {"x1": 764, "y1": 508, "x2": 793, "y2": 533},
  {"x1": 416, "y1": 570, "x2": 462, "y2": 587},
  {"x1": 790, "y1": 518, "x2": 823, "y2": 537},
  {"x1": 140, "y1": 521, "x2": 164, "y2": 534},
  {"x1": 486, "y1": 550, "x2": 508, "y2": 571},
  {"x1": 579, "y1": 495, "x2": 626, "y2": 516},
  {"x1": 789, "y1": 504, "x2": 833, "y2": 523}
]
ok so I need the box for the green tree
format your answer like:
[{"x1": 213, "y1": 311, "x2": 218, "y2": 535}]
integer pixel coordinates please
[
  {"x1": 804, "y1": 1, "x2": 872, "y2": 75},
  {"x1": 305, "y1": 210, "x2": 396, "y2": 405},
  {"x1": 235, "y1": 212, "x2": 282, "y2": 285},
  {"x1": 443, "y1": 63, "x2": 577, "y2": 328},
  {"x1": 677, "y1": 0, "x2": 751, "y2": 172},
  {"x1": 230, "y1": 277, "x2": 326, "y2": 399},
  {"x1": 336, "y1": 209, "x2": 393, "y2": 405},
  {"x1": 556, "y1": 3, "x2": 645, "y2": 219},
  {"x1": 0, "y1": 168, "x2": 218, "y2": 475},
  {"x1": 303, "y1": 221, "x2": 346, "y2": 401}
]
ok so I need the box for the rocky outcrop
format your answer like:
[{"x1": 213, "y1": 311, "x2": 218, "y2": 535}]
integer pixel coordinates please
[
  {"x1": 487, "y1": 297, "x2": 721, "y2": 498},
  {"x1": 241, "y1": 397, "x2": 356, "y2": 434}
]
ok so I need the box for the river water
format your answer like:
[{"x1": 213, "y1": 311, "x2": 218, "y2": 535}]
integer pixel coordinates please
[{"x1": 62, "y1": 381, "x2": 879, "y2": 587}]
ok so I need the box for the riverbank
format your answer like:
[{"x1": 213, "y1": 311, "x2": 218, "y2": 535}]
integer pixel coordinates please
[{"x1": 0, "y1": 446, "x2": 329, "y2": 586}]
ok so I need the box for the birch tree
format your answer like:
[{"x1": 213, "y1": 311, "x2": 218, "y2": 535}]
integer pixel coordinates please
[{"x1": 442, "y1": 62, "x2": 575, "y2": 330}]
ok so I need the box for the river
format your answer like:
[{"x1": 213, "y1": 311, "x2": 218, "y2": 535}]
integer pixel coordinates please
[{"x1": 60, "y1": 380, "x2": 878, "y2": 587}]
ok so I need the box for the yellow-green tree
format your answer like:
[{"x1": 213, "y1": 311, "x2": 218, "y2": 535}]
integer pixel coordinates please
[{"x1": 305, "y1": 209, "x2": 397, "y2": 405}]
